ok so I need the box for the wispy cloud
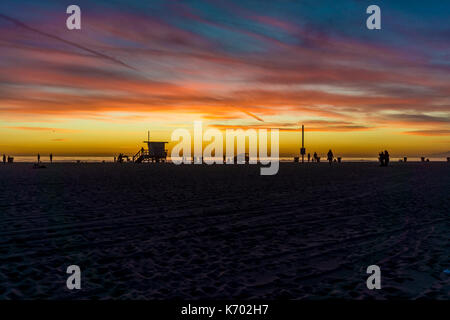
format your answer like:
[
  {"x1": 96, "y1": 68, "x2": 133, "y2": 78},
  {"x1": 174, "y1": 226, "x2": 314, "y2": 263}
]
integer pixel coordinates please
[
  {"x1": 5, "y1": 126, "x2": 80, "y2": 133},
  {"x1": 0, "y1": 0, "x2": 448, "y2": 141},
  {"x1": 0, "y1": 13, "x2": 137, "y2": 71},
  {"x1": 211, "y1": 123, "x2": 374, "y2": 132},
  {"x1": 402, "y1": 129, "x2": 450, "y2": 136}
]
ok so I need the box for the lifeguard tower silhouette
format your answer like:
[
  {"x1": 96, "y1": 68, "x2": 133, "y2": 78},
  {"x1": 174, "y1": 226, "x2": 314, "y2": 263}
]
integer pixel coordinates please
[{"x1": 133, "y1": 131, "x2": 168, "y2": 163}]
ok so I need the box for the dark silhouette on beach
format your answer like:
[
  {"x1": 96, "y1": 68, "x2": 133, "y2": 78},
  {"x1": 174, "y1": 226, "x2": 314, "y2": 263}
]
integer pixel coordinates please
[
  {"x1": 327, "y1": 149, "x2": 333, "y2": 166},
  {"x1": 2, "y1": 154, "x2": 5, "y2": 164},
  {"x1": 33, "y1": 153, "x2": 46, "y2": 169},
  {"x1": 379, "y1": 150, "x2": 390, "y2": 166},
  {"x1": 50, "y1": 153, "x2": 53, "y2": 163},
  {"x1": 117, "y1": 153, "x2": 131, "y2": 163},
  {"x1": 307, "y1": 153, "x2": 311, "y2": 162}
]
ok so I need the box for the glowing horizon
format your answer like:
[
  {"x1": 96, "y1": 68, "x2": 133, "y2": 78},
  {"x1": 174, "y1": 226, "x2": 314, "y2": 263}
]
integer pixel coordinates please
[{"x1": 0, "y1": 1, "x2": 449, "y2": 157}]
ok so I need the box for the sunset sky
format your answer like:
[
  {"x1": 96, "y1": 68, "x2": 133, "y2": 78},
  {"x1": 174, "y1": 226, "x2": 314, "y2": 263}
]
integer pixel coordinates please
[{"x1": 0, "y1": 0, "x2": 449, "y2": 157}]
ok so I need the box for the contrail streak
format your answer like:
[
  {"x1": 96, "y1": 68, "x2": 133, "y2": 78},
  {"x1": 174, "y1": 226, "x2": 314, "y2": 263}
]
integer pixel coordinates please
[
  {"x1": 0, "y1": 13, "x2": 266, "y2": 122},
  {"x1": 0, "y1": 13, "x2": 137, "y2": 71},
  {"x1": 239, "y1": 109, "x2": 265, "y2": 122}
]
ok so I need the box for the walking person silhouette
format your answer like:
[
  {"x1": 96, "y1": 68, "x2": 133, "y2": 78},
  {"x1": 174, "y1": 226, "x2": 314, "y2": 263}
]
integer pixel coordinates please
[
  {"x1": 37, "y1": 153, "x2": 40, "y2": 163},
  {"x1": 50, "y1": 153, "x2": 53, "y2": 163},
  {"x1": 384, "y1": 150, "x2": 390, "y2": 166},
  {"x1": 327, "y1": 149, "x2": 333, "y2": 166},
  {"x1": 378, "y1": 151, "x2": 385, "y2": 166},
  {"x1": 2, "y1": 154, "x2": 5, "y2": 164}
]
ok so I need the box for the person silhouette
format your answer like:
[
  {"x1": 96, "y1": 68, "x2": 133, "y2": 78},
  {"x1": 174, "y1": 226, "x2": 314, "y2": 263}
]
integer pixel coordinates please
[
  {"x1": 37, "y1": 153, "x2": 40, "y2": 163},
  {"x1": 313, "y1": 152, "x2": 318, "y2": 162},
  {"x1": 307, "y1": 153, "x2": 311, "y2": 162},
  {"x1": 50, "y1": 153, "x2": 53, "y2": 163},
  {"x1": 2, "y1": 154, "x2": 5, "y2": 164},
  {"x1": 378, "y1": 151, "x2": 385, "y2": 166},
  {"x1": 384, "y1": 150, "x2": 390, "y2": 166},
  {"x1": 327, "y1": 149, "x2": 333, "y2": 166}
]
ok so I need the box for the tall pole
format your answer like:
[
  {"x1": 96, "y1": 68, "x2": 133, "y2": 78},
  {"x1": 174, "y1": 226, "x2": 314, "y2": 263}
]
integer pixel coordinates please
[
  {"x1": 300, "y1": 124, "x2": 305, "y2": 163},
  {"x1": 302, "y1": 125, "x2": 304, "y2": 148},
  {"x1": 148, "y1": 130, "x2": 150, "y2": 141},
  {"x1": 302, "y1": 125, "x2": 304, "y2": 163}
]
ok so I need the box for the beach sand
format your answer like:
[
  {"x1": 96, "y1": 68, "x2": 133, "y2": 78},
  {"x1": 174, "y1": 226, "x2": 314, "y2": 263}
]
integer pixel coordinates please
[{"x1": 0, "y1": 162, "x2": 448, "y2": 299}]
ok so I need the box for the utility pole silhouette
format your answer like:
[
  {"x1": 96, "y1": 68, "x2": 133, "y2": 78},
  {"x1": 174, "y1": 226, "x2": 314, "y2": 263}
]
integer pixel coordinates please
[{"x1": 300, "y1": 124, "x2": 306, "y2": 163}]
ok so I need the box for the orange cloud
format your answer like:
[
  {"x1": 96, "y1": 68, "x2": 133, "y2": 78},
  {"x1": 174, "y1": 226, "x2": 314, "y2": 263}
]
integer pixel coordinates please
[{"x1": 402, "y1": 130, "x2": 450, "y2": 136}]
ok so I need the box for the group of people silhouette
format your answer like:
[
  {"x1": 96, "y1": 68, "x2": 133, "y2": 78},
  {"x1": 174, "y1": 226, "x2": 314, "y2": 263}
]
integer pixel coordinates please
[
  {"x1": 306, "y1": 152, "x2": 320, "y2": 162},
  {"x1": 305, "y1": 150, "x2": 335, "y2": 165},
  {"x1": 302, "y1": 149, "x2": 392, "y2": 166},
  {"x1": 34, "y1": 153, "x2": 53, "y2": 163},
  {"x1": 2, "y1": 154, "x2": 16, "y2": 164},
  {"x1": 115, "y1": 153, "x2": 129, "y2": 163},
  {"x1": 378, "y1": 150, "x2": 390, "y2": 166}
]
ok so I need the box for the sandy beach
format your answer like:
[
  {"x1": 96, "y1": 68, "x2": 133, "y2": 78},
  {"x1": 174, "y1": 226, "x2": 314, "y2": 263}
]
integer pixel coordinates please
[{"x1": 0, "y1": 162, "x2": 448, "y2": 299}]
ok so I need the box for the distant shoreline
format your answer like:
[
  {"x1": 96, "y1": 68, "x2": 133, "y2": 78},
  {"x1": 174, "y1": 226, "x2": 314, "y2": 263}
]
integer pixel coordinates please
[{"x1": 1, "y1": 157, "x2": 448, "y2": 163}]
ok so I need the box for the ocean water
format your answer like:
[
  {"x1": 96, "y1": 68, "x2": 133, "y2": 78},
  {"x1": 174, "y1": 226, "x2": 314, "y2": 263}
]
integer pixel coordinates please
[
  {"x1": 3, "y1": 156, "x2": 447, "y2": 163},
  {"x1": 7, "y1": 156, "x2": 114, "y2": 163}
]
